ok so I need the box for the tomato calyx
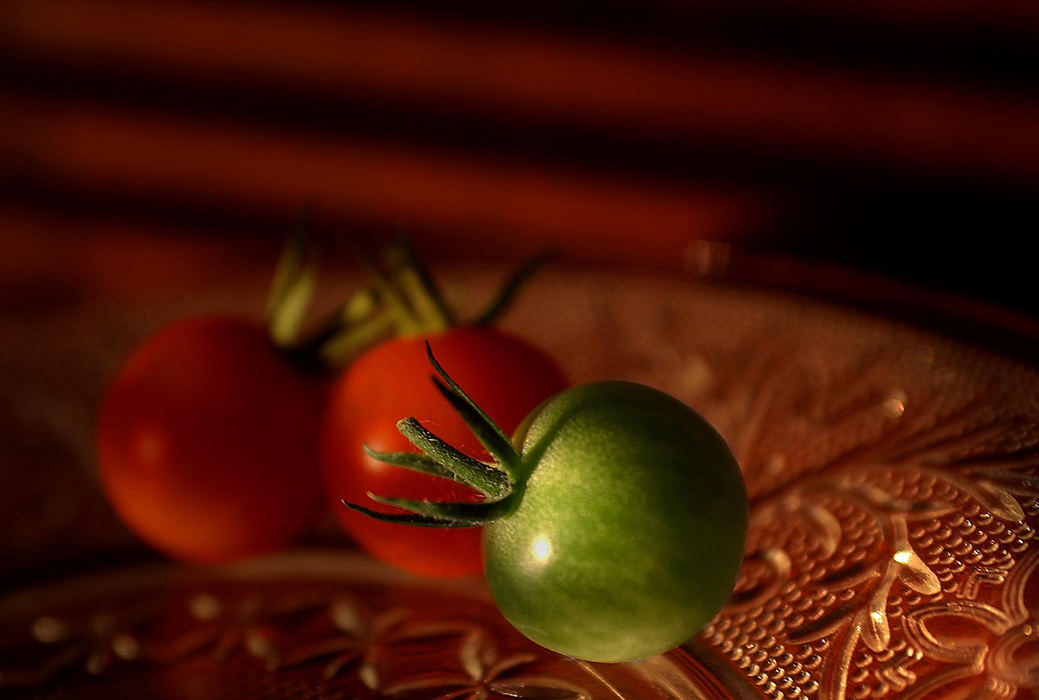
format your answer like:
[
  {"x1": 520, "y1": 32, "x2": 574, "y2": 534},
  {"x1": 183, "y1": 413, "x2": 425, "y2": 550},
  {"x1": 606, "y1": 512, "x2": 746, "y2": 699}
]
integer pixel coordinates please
[
  {"x1": 277, "y1": 233, "x2": 554, "y2": 373},
  {"x1": 267, "y1": 214, "x2": 320, "y2": 350},
  {"x1": 263, "y1": 215, "x2": 359, "y2": 375},
  {"x1": 343, "y1": 342, "x2": 527, "y2": 527},
  {"x1": 469, "y1": 249, "x2": 554, "y2": 327}
]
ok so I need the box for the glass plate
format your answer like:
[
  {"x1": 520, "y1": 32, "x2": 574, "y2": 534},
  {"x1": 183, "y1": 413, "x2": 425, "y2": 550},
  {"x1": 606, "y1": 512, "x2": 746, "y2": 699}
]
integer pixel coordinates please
[{"x1": 2, "y1": 264, "x2": 1037, "y2": 699}]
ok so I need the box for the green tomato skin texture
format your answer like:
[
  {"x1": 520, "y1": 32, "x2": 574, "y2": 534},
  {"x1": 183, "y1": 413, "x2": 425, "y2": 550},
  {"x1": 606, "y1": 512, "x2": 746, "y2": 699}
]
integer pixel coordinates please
[{"x1": 483, "y1": 381, "x2": 748, "y2": 664}]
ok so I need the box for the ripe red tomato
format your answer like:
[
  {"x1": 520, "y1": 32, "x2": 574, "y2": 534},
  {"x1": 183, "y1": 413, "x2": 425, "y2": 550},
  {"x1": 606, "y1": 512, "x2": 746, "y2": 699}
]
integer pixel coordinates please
[
  {"x1": 321, "y1": 326, "x2": 566, "y2": 577},
  {"x1": 97, "y1": 316, "x2": 325, "y2": 563}
]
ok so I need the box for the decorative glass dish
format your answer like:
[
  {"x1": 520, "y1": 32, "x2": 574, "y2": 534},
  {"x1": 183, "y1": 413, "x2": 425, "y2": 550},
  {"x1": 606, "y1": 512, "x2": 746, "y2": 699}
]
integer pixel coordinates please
[{"x1": 2, "y1": 261, "x2": 1037, "y2": 699}]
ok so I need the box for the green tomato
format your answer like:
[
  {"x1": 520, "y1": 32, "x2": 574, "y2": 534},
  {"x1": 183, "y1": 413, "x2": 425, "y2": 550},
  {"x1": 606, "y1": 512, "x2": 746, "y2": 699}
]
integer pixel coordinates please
[
  {"x1": 345, "y1": 349, "x2": 749, "y2": 664},
  {"x1": 483, "y1": 381, "x2": 748, "y2": 663}
]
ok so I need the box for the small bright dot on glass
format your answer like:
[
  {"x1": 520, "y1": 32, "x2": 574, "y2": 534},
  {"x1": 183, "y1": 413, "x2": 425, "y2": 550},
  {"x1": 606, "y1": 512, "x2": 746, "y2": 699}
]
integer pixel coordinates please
[
  {"x1": 532, "y1": 536, "x2": 552, "y2": 562},
  {"x1": 884, "y1": 398, "x2": 906, "y2": 417},
  {"x1": 31, "y1": 616, "x2": 64, "y2": 643},
  {"x1": 893, "y1": 550, "x2": 913, "y2": 564},
  {"x1": 113, "y1": 634, "x2": 140, "y2": 660}
]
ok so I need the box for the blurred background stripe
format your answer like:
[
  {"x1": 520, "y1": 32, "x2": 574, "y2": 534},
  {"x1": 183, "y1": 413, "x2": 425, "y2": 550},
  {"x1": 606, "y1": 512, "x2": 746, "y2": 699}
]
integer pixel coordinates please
[{"x1": 3, "y1": 0, "x2": 1038, "y2": 323}]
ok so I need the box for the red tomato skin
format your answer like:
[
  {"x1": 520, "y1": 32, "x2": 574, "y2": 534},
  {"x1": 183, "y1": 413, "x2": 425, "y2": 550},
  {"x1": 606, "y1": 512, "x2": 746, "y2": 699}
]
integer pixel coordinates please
[
  {"x1": 321, "y1": 327, "x2": 567, "y2": 578},
  {"x1": 97, "y1": 316, "x2": 325, "y2": 563}
]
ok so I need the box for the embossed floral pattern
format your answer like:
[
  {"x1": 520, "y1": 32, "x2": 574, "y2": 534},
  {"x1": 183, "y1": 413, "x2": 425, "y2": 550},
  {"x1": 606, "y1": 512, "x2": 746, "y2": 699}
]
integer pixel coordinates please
[
  {"x1": 381, "y1": 629, "x2": 590, "y2": 699},
  {"x1": 685, "y1": 337, "x2": 1039, "y2": 698},
  {"x1": 0, "y1": 576, "x2": 647, "y2": 697},
  {"x1": 4, "y1": 270, "x2": 1039, "y2": 698},
  {"x1": 0, "y1": 600, "x2": 151, "y2": 687}
]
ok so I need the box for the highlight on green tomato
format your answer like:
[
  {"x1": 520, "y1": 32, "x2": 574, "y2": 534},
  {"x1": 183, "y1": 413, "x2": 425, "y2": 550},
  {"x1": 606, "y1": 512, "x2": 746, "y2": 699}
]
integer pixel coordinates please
[{"x1": 344, "y1": 344, "x2": 749, "y2": 663}]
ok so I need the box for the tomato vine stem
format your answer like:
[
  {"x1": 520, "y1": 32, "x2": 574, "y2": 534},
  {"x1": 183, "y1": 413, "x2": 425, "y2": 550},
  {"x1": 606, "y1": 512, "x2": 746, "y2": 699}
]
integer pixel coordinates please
[
  {"x1": 266, "y1": 215, "x2": 318, "y2": 348},
  {"x1": 385, "y1": 236, "x2": 455, "y2": 332},
  {"x1": 472, "y1": 249, "x2": 555, "y2": 327},
  {"x1": 267, "y1": 224, "x2": 553, "y2": 374}
]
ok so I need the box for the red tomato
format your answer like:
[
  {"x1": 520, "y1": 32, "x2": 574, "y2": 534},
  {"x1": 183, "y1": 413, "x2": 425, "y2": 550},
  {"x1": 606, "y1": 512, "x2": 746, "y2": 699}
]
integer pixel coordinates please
[
  {"x1": 97, "y1": 316, "x2": 325, "y2": 563},
  {"x1": 321, "y1": 327, "x2": 566, "y2": 577}
]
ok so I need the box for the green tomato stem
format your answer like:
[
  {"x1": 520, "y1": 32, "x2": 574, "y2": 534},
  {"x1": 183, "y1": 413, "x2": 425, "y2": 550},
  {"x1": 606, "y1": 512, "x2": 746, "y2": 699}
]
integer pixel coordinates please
[
  {"x1": 266, "y1": 217, "x2": 318, "y2": 348},
  {"x1": 279, "y1": 286, "x2": 390, "y2": 372},
  {"x1": 426, "y1": 347, "x2": 521, "y2": 479},
  {"x1": 472, "y1": 249, "x2": 555, "y2": 327},
  {"x1": 317, "y1": 312, "x2": 397, "y2": 368},
  {"x1": 393, "y1": 418, "x2": 512, "y2": 499},
  {"x1": 360, "y1": 444, "x2": 467, "y2": 483},
  {"x1": 342, "y1": 343, "x2": 527, "y2": 527},
  {"x1": 341, "y1": 287, "x2": 380, "y2": 323},
  {"x1": 345, "y1": 239, "x2": 426, "y2": 334},
  {"x1": 385, "y1": 237, "x2": 455, "y2": 332},
  {"x1": 366, "y1": 493, "x2": 508, "y2": 524},
  {"x1": 341, "y1": 500, "x2": 478, "y2": 528},
  {"x1": 289, "y1": 235, "x2": 554, "y2": 371}
]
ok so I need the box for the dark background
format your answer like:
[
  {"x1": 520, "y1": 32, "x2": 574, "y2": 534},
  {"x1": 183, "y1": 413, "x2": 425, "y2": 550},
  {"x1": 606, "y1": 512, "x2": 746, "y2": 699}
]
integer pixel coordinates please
[
  {"x1": 3, "y1": 0, "x2": 1039, "y2": 337},
  {"x1": 3, "y1": 0, "x2": 1039, "y2": 599}
]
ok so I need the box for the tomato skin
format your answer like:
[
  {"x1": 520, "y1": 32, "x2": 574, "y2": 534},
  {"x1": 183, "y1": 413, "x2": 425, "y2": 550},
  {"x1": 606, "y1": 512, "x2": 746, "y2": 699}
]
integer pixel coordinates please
[
  {"x1": 484, "y1": 381, "x2": 748, "y2": 663},
  {"x1": 321, "y1": 327, "x2": 567, "y2": 578},
  {"x1": 97, "y1": 316, "x2": 324, "y2": 563}
]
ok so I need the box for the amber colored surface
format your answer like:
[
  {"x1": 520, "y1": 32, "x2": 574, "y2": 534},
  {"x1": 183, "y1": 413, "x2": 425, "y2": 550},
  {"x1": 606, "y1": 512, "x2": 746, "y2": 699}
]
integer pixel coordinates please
[
  {"x1": 2, "y1": 264, "x2": 1038, "y2": 698},
  {"x1": 2, "y1": 2, "x2": 1039, "y2": 697}
]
